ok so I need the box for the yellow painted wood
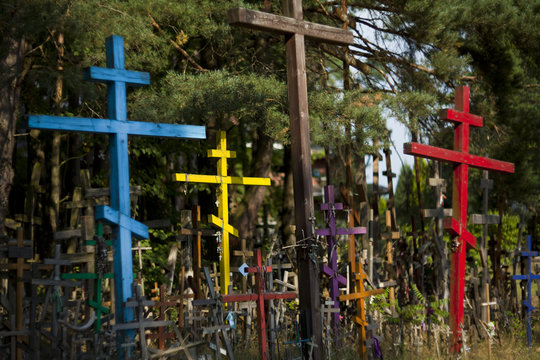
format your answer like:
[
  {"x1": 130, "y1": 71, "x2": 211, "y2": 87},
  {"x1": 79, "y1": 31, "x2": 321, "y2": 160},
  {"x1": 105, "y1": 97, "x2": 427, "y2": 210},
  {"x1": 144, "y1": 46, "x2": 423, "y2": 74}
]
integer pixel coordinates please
[
  {"x1": 175, "y1": 131, "x2": 271, "y2": 294},
  {"x1": 175, "y1": 173, "x2": 270, "y2": 186}
]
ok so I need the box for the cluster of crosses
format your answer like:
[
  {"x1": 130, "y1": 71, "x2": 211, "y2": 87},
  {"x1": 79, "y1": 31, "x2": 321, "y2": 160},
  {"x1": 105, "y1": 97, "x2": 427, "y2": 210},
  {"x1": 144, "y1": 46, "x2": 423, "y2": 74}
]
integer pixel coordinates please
[{"x1": 24, "y1": 0, "x2": 518, "y2": 358}]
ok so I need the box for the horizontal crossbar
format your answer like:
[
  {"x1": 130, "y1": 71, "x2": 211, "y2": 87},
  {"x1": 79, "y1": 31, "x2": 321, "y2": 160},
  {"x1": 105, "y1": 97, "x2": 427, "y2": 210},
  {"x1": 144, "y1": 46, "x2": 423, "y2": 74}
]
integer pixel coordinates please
[
  {"x1": 404, "y1": 142, "x2": 515, "y2": 173},
  {"x1": 83, "y1": 66, "x2": 150, "y2": 86},
  {"x1": 228, "y1": 8, "x2": 355, "y2": 46},
  {"x1": 439, "y1": 109, "x2": 483, "y2": 127}
]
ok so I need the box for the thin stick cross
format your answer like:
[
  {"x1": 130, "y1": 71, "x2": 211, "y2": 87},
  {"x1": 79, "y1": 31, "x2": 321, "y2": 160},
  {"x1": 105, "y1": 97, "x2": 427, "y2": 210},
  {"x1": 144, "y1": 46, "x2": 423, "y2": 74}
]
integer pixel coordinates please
[{"x1": 512, "y1": 235, "x2": 540, "y2": 347}]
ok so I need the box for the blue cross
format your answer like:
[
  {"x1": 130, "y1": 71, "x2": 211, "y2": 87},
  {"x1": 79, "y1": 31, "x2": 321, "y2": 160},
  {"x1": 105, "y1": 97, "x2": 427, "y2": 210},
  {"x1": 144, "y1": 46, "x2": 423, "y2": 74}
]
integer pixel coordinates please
[
  {"x1": 512, "y1": 235, "x2": 540, "y2": 347},
  {"x1": 28, "y1": 35, "x2": 205, "y2": 339}
]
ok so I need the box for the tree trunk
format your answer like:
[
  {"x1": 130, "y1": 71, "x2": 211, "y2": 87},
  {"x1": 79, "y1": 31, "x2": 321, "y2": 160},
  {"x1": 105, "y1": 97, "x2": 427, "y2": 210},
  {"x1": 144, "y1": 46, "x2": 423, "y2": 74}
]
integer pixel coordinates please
[
  {"x1": 0, "y1": 36, "x2": 29, "y2": 236},
  {"x1": 231, "y1": 128, "x2": 273, "y2": 242}
]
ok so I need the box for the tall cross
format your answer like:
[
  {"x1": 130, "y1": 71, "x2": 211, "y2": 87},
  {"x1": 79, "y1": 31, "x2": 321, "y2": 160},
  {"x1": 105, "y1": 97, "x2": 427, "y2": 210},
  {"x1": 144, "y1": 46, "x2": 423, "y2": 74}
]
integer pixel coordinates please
[
  {"x1": 339, "y1": 261, "x2": 384, "y2": 360},
  {"x1": 404, "y1": 86, "x2": 514, "y2": 352},
  {"x1": 316, "y1": 185, "x2": 366, "y2": 336},
  {"x1": 175, "y1": 130, "x2": 270, "y2": 294},
  {"x1": 228, "y1": 3, "x2": 354, "y2": 355},
  {"x1": 512, "y1": 235, "x2": 540, "y2": 348},
  {"x1": 222, "y1": 249, "x2": 296, "y2": 360},
  {"x1": 27, "y1": 35, "x2": 206, "y2": 345}
]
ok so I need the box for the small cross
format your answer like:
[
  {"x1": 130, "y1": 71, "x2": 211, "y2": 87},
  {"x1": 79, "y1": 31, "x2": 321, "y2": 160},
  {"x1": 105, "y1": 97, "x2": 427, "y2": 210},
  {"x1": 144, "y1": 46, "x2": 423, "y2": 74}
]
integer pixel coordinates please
[
  {"x1": 233, "y1": 238, "x2": 255, "y2": 293},
  {"x1": 222, "y1": 249, "x2": 296, "y2": 360},
  {"x1": 512, "y1": 235, "x2": 540, "y2": 347},
  {"x1": 340, "y1": 261, "x2": 384, "y2": 360},
  {"x1": 147, "y1": 284, "x2": 177, "y2": 350}
]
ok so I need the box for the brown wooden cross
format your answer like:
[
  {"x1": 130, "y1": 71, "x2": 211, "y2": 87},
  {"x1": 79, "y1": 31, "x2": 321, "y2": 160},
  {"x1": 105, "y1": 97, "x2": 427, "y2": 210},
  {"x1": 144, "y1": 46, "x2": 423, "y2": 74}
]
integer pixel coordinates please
[
  {"x1": 147, "y1": 284, "x2": 177, "y2": 350},
  {"x1": 404, "y1": 86, "x2": 514, "y2": 352},
  {"x1": 228, "y1": 3, "x2": 354, "y2": 356},
  {"x1": 233, "y1": 238, "x2": 254, "y2": 293},
  {"x1": 169, "y1": 266, "x2": 195, "y2": 329}
]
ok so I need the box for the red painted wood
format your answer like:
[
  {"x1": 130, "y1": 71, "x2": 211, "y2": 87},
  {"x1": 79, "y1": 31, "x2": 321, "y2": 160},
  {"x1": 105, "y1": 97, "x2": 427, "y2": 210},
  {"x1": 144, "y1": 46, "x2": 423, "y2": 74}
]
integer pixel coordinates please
[
  {"x1": 403, "y1": 143, "x2": 515, "y2": 173},
  {"x1": 403, "y1": 86, "x2": 514, "y2": 353},
  {"x1": 222, "y1": 249, "x2": 296, "y2": 360},
  {"x1": 439, "y1": 108, "x2": 483, "y2": 127}
]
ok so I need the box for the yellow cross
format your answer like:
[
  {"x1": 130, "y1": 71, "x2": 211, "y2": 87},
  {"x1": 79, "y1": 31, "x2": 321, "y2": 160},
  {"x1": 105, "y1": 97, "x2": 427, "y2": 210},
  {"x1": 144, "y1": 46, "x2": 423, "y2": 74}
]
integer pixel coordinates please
[{"x1": 175, "y1": 131, "x2": 271, "y2": 294}]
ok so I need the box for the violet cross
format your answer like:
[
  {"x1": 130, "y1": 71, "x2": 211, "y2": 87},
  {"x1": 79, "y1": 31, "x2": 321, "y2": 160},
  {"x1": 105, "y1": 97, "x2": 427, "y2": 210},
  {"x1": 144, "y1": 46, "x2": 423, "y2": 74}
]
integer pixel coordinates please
[
  {"x1": 512, "y1": 235, "x2": 540, "y2": 348},
  {"x1": 27, "y1": 35, "x2": 206, "y2": 355},
  {"x1": 316, "y1": 185, "x2": 366, "y2": 336}
]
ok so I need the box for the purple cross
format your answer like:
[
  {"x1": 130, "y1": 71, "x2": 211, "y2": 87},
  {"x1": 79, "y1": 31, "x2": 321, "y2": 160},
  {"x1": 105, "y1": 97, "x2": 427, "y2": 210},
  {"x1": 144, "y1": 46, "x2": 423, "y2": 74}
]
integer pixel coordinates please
[{"x1": 316, "y1": 185, "x2": 366, "y2": 335}]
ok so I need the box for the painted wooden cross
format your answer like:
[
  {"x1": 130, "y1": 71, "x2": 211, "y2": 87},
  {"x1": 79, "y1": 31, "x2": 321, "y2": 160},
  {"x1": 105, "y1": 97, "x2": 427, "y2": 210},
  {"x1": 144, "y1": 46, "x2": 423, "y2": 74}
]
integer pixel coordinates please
[
  {"x1": 316, "y1": 185, "x2": 366, "y2": 336},
  {"x1": 404, "y1": 86, "x2": 514, "y2": 352},
  {"x1": 339, "y1": 261, "x2": 384, "y2": 360},
  {"x1": 222, "y1": 249, "x2": 296, "y2": 360},
  {"x1": 175, "y1": 131, "x2": 270, "y2": 295},
  {"x1": 512, "y1": 235, "x2": 539, "y2": 348},
  {"x1": 27, "y1": 35, "x2": 206, "y2": 335},
  {"x1": 228, "y1": 3, "x2": 354, "y2": 356}
]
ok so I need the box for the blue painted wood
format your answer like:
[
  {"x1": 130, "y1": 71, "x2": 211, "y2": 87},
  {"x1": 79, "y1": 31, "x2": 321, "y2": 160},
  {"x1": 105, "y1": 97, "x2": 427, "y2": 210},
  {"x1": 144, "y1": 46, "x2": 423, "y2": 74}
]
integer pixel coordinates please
[
  {"x1": 512, "y1": 235, "x2": 540, "y2": 347},
  {"x1": 83, "y1": 67, "x2": 150, "y2": 86},
  {"x1": 96, "y1": 205, "x2": 148, "y2": 240},
  {"x1": 28, "y1": 115, "x2": 206, "y2": 138},
  {"x1": 27, "y1": 34, "x2": 206, "y2": 357}
]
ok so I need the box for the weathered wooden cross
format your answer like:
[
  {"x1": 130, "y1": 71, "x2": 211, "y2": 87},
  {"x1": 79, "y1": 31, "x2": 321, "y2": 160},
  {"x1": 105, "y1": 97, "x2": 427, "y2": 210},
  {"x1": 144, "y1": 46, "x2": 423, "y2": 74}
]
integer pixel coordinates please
[
  {"x1": 176, "y1": 131, "x2": 270, "y2": 295},
  {"x1": 512, "y1": 235, "x2": 539, "y2": 348},
  {"x1": 228, "y1": 3, "x2": 354, "y2": 356},
  {"x1": 404, "y1": 86, "x2": 514, "y2": 352},
  {"x1": 339, "y1": 261, "x2": 384, "y2": 360},
  {"x1": 222, "y1": 249, "x2": 296, "y2": 360},
  {"x1": 316, "y1": 185, "x2": 366, "y2": 336},
  {"x1": 471, "y1": 170, "x2": 499, "y2": 323},
  {"x1": 27, "y1": 35, "x2": 206, "y2": 339}
]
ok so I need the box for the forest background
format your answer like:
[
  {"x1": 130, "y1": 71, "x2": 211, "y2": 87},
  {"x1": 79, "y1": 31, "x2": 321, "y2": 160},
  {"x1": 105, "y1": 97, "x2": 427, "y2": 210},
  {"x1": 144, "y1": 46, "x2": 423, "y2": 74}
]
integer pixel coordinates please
[{"x1": 1, "y1": 0, "x2": 540, "y2": 290}]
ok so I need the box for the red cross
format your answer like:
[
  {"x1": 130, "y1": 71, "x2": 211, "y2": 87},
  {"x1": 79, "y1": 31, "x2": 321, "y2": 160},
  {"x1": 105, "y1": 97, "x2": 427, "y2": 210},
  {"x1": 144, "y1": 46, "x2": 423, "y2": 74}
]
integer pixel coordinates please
[
  {"x1": 222, "y1": 249, "x2": 296, "y2": 360},
  {"x1": 404, "y1": 86, "x2": 514, "y2": 352}
]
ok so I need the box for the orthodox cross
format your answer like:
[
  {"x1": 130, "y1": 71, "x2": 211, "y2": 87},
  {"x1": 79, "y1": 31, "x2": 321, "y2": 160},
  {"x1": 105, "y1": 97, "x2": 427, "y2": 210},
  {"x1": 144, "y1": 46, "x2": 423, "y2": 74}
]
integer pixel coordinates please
[
  {"x1": 512, "y1": 235, "x2": 539, "y2": 348},
  {"x1": 316, "y1": 185, "x2": 366, "y2": 336},
  {"x1": 470, "y1": 170, "x2": 499, "y2": 323},
  {"x1": 175, "y1": 130, "x2": 270, "y2": 294},
  {"x1": 222, "y1": 249, "x2": 296, "y2": 360},
  {"x1": 228, "y1": 2, "x2": 354, "y2": 356},
  {"x1": 339, "y1": 260, "x2": 384, "y2": 360},
  {"x1": 404, "y1": 86, "x2": 514, "y2": 352},
  {"x1": 27, "y1": 35, "x2": 206, "y2": 339}
]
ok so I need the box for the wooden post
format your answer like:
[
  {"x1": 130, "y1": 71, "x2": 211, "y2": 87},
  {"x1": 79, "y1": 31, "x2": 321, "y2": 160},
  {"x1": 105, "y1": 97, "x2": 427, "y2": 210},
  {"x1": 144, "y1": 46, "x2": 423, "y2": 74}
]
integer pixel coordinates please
[
  {"x1": 233, "y1": 238, "x2": 254, "y2": 293},
  {"x1": 404, "y1": 86, "x2": 515, "y2": 352},
  {"x1": 381, "y1": 210, "x2": 399, "y2": 313},
  {"x1": 228, "y1": 4, "x2": 354, "y2": 356}
]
